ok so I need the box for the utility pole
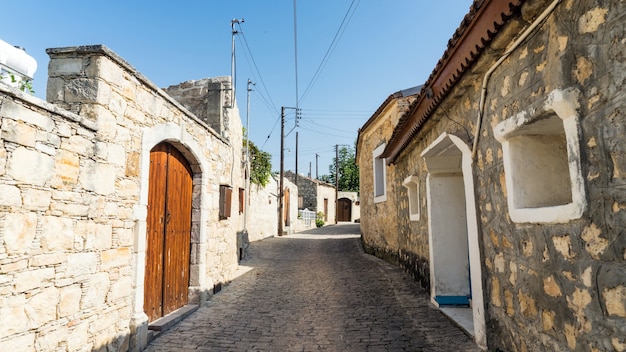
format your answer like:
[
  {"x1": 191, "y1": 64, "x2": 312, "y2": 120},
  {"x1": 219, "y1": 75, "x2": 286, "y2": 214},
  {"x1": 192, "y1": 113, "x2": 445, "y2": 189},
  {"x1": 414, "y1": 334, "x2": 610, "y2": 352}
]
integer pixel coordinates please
[
  {"x1": 309, "y1": 161, "x2": 311, "y2": 178},
  {"x1": 278, "y1": 107, "x2": 285, "y2": 236},
  {"x1": 335, "y1": 144, "x2": 339, "y2": 224},
  {"x1": 295, "y1": 131, "x2": 299, "y2": 187},
  {"x1": 278, "y1": 107, "x2": 299, "y2": 236},
  {"x1": 315, "y1": 153, "x2": 319, "y2": 179},
  {"x1": 230, "y1": 18, "x2": 244, "y2": 107},
  {"x1": 243, "y1": 79, "x2": 254, "y2": 235}
]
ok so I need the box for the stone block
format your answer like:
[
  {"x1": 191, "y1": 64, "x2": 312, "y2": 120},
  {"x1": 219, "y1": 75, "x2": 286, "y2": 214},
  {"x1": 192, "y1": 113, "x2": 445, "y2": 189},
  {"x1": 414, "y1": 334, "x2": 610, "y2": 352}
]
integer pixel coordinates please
[
  {"x1": 65, "y1": 252, "x2": 97, "y2": 277},
  {"x1": 603, "y1": 285, "x2": 626, "y2": 317},
  {"x1": 3, "y1": 212, "x2": 37, "y2": 255},
  {"x1": 82, "y1": 272, "x2": 110, "y2": 309},
  {"x1": 0, "y1": 294, "x2": 28, "y2": 338},
  {"x1": 52, "y1": 149, "x2": 80, "y2": 188},
  {"x1": 107, "y1": 143, "x2": 126, "y2": 166},
  {"x1": 108, "y1": 275, "x2": 132, "y2": 302},
  {"x1": 22, "y1": 188, "x2": 52, "y2": 211},
  {"x1": 7, "y1": 147, "x2": 54, "y2": 186},
  {"x1": 0, "y1": 258, "x2": 28, "y2": 273},
  {"x1": 0, "y1": 99, "x2": 55, "y2": 131},
  {"x1": 14, "y1": 268, "x2": 55, "y2": 293},
  {"x1": 0, "y1": 184, "x2": 22, "y2": 207},
  {"x1": 61, "y1": 134, "x2": 93, "y2": 157},
  {"x1": 59, "y1": 284, "x2": 82, "y2": 317},
  {"x1": 40, "y1": 216, "x2": 74, "y2": 251},
  {"x1": 48, "y1": 57, "x2": 84, "y2": 75},
  {"x1": 2, "y1": 119, "x2": 37, "y2": 147},
  {"x1": 30, "y1": 253, "x2": 65, "y2": 267},
  {"x1": 0, "y1": 332, "x2": 35, "y2": 351},
  {"x1": 100, "y1": 247, "x2": 131, "y2": 270},
  {"x1": 25, "y1": 286, "x2": 58, "y2": 327},
  {"x1": 79, "y1": 159, "x2": 116, "y2": 195},
  {"x1": 66, "y1": 321, "x2": 90, "y2": 351}
]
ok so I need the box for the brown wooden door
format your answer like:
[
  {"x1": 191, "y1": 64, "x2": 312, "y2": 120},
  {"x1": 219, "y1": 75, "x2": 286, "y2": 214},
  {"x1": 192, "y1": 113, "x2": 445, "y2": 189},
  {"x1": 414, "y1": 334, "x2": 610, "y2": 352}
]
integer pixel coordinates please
[
  {"x1": 284, "y1": 188, "x2": 290, "y2": 226},
  {"x1": 338, "y1": 198, "x2": 352, "y2": 222},
  {"x1": 144, "y1": 142, "x2": 193, "y2": 322}
]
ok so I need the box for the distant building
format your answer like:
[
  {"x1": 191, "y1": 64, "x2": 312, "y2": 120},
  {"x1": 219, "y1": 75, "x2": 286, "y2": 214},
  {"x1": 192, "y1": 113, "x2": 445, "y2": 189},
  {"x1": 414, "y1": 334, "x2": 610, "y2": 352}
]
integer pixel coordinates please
[{"x1": 285, "y1": 171, "x2": 336, "y2": 225}]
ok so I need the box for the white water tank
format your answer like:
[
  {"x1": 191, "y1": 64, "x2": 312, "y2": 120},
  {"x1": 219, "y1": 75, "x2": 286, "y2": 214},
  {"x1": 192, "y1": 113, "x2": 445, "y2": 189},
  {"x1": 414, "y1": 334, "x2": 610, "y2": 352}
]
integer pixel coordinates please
[{"x1": 0, "y1": 39, "x2": 37, "y2": 87}]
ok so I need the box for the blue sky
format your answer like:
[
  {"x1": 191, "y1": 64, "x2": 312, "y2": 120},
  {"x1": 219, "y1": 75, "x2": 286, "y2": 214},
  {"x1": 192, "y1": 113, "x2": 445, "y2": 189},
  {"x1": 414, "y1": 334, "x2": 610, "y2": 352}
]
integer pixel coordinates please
[{"x1": 2, "y1": 1, "x2": 472, "y2": 176}]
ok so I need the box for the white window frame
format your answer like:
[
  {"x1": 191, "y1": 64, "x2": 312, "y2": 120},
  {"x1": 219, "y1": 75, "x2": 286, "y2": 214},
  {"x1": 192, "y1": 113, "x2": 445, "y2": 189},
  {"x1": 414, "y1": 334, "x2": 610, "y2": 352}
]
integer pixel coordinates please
[
  {"x1": 402, "y1": 175, "x2": 420, "y2": 221},
  {"x1": 373, "y1": 143, "x2": 387, "y2": 203},
  {"x1": 494, "y1": 88, "x2": 586, "y2": 224}
]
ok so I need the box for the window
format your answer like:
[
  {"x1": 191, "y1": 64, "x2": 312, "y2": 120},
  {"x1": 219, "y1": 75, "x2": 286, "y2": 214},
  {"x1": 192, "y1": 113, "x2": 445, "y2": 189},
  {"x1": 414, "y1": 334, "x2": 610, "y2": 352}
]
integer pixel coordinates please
[
  {"x1": 219, "y1": 185, "x2": 232, "y2": 220},
  {"x1": 238, "y1": 188, "x2": 245, "y2": 214},
  {"x1": 402, "y1": 176, "x2": 420, "y2": 221},
  {"x1": 494, "y1": 88, "x2": 586, "y2": 223},
  {"x1": 373, "y1": 143, "x2": 387, "y2": 203}
]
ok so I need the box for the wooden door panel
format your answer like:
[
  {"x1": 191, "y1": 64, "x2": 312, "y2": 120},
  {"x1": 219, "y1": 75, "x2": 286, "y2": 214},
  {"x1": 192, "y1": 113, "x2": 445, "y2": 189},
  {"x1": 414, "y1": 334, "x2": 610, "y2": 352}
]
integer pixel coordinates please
[
  {"x1": 145, "y1": 143, "x2": 193, "y2": 321},
  {"x1": 145, "y1": 144, "x2": 168, "y2": 321},
  {"x1": 163, "y1": 147, "x2": 192, "y2": 315}
]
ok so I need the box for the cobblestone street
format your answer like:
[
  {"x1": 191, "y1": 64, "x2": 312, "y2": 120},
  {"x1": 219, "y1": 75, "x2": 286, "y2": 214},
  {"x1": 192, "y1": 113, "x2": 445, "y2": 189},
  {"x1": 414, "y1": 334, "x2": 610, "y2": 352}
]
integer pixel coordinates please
[{"x1": 145, "y1": 224, "x2": 481, "y2": 351}]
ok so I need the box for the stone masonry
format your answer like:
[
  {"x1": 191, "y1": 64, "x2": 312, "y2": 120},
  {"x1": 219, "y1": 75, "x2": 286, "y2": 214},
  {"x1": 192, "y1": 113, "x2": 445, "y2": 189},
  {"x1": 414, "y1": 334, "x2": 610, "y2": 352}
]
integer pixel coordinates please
[
  {"x1": 0, "y1": 44, "x2": 248, "y2": 351},
  {"x1": 359, "y1": 0, "x2": 626, "y2": 350}
]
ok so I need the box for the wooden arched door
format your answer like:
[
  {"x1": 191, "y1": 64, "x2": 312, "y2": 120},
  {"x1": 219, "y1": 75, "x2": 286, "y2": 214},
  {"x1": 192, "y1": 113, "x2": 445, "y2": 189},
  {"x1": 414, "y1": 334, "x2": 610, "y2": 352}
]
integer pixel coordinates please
[
  {"x1": 144, "y1": 142, "x2": 193, "y2": 322},
  {"x1": 337, "y1": 198, "x2": 352, "y2": 222}
]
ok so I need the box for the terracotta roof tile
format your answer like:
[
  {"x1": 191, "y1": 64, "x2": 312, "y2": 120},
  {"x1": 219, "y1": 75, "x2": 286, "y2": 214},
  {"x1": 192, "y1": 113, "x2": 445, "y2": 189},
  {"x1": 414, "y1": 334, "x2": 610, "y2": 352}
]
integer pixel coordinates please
[{"x1": 381, "y1": 0, "x2": 525, "y2": 163}]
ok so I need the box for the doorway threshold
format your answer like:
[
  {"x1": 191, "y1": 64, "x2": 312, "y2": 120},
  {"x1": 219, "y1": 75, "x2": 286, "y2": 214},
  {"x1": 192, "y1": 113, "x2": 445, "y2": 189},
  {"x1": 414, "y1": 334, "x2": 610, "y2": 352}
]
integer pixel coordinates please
[
  {"x1": 440, "y1": 306, "x2": 474, "y2": 337},
  {"x1": 147, "y1": 304, "x2": 199, "y2": 342}
]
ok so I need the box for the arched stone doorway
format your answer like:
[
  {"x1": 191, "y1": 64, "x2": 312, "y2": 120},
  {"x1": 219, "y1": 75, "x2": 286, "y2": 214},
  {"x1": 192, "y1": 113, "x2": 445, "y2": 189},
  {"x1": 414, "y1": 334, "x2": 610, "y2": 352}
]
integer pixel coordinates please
[{"x1": 144, "y1": 142, "x2": 193, "y2": 322}]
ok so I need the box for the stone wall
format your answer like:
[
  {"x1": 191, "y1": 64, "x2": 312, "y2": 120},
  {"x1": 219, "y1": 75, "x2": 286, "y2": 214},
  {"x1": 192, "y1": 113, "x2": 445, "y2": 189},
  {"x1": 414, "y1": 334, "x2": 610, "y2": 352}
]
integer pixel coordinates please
[
  {"x1": 0, "y1": 44, "x2": 246, "y2": 351},
  {"x1": 357, "y1": 95, "x2": 419, "y2": 274},
  {"x1": 385, "y1": 0, "x2": 626, "y2": 350}
]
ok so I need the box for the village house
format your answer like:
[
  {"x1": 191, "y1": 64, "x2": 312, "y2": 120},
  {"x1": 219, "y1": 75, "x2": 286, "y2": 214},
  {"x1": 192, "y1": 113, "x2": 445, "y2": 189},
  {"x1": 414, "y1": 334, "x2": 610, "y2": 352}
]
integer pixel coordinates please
[
  {"x1": 337, "y1": 191, "x2": 360, "y2": 223},
  {"x1": 358, "y1": 0, "x2": 625, "y2": 350},
  {"x1": 0, "y1": 43, "x2": 277, "y2": 351},
  {"x1": 285, "y1": 171, "x2": 336, "y2": 225}
]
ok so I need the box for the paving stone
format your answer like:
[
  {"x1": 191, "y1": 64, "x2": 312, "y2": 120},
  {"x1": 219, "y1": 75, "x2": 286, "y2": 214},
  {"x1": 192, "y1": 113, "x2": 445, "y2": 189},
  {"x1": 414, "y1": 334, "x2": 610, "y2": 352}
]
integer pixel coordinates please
[{"x1": 144, "y1": 224, "x2": 481, "y2": 352}]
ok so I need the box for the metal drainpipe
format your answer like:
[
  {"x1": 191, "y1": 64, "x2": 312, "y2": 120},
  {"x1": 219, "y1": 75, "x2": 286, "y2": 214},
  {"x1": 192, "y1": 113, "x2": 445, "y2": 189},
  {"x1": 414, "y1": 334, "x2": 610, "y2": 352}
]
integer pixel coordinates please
[{"x1": 471, "y1": 0, "x2": 561, "y2": 160}]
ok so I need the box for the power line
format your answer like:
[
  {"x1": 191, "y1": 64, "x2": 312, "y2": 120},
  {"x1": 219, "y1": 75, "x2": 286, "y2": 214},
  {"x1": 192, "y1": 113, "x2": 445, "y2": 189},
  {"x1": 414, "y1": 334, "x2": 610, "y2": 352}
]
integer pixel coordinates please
[
  {"x1": 298, "y1": 0, "x2": 361, "y2": 105},
  {"x1": 236, "y1": 23, "x2": 279, "y2": 114}
]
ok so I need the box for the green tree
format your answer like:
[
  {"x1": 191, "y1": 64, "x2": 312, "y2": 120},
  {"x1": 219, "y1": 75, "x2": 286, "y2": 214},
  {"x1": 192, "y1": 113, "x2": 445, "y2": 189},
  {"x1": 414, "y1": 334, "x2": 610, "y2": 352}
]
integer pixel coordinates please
[
  {"x1": 244, "y1": 139, "x2": 272, "y2": 187},
  {"x1": 328, "y1": 142, "x2": 359, "y2": 192}
]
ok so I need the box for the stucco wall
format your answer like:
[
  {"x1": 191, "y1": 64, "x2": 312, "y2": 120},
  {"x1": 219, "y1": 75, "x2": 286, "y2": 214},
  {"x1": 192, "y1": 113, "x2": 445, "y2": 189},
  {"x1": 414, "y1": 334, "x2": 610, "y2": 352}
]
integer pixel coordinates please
[{"x1": 0, "y1": 44, "x2": 246, "y2": 351}]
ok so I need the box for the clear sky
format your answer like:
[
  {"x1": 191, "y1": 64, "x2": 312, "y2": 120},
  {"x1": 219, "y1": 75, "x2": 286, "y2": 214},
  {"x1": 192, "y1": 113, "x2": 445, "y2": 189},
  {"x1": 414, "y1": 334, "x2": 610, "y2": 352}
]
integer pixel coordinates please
[{"x1": 2, "y1": 1, "x2": 472, "y2": 176}]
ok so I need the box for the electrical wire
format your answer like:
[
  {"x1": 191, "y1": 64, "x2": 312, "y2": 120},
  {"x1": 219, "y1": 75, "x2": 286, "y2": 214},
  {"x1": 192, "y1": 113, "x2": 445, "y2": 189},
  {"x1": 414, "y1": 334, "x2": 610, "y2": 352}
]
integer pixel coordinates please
[
  {"x1": 236, "y1": 23, "x2": 279, "y2": 114},
  {"x1": 298, "y1": 0, "x2": 361, "y2": 105}
]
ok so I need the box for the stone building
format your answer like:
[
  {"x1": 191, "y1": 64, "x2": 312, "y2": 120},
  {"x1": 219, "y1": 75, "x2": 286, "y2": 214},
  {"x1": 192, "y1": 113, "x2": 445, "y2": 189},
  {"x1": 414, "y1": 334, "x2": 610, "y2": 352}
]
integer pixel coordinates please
[
  {"x1": 356, "y1": 86, "x2": 420, "y2": 265},
  {"x1": 285, "y1": 171, "x2": 336, "y2": 225},
  {"x1": 358, "y1": 0, "x2": 625, "y2": 350},
  {"x1": 0, "y1": 44, "x2": 264, "y2": 351},
  {"x1": 337, "y1": 191, "x2": 360, "y2": 223}
]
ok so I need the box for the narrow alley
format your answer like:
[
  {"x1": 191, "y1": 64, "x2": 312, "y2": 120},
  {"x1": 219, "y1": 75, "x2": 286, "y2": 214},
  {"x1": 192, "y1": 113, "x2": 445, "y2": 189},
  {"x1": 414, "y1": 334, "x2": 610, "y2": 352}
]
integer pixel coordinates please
[{"x1": 145, "y1": 224, "x2": 481, "y2": 351}]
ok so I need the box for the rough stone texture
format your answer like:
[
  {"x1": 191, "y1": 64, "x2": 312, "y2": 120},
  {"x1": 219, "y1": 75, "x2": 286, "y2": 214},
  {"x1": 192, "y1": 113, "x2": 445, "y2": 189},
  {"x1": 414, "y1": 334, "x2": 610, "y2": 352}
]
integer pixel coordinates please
[
  {"x1": 358, "y1": 0, "x2": 626, "y2": 351},
  {"x1": 0, "y1": 43, "x2": 254, "y2": 351},
  {"x1": 356, "y1": 91, "x2": 426, "y2": 288}
]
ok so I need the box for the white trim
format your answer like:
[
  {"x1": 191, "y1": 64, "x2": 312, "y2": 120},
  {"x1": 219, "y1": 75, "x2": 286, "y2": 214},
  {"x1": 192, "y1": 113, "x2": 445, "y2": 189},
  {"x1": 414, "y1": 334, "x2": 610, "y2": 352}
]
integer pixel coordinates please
[
  {"x1": 494, "y1": 88, "x2": 586, "y2": 224},
  {"x1": 373, "y1": 143, "x2": 387, "y2": 203},
  {"x1": 402, "y1": 175, "x2": 420, "y2": 221},
  {"x1": 422, "y1": 132, "x2": 486, "y2": 349}
]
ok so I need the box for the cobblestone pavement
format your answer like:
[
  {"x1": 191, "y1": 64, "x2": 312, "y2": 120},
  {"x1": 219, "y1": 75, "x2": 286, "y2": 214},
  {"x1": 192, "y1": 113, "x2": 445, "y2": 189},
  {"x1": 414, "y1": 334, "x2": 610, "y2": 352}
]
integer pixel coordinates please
[{"x1": 145, "y1": 223, "x2": 481, "y2": 351}]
